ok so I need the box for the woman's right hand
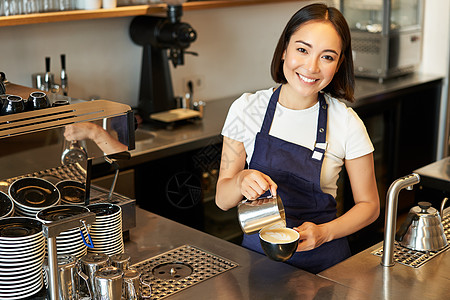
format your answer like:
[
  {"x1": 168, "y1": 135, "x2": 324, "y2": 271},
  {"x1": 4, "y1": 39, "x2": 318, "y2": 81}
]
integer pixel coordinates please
[
  {"x1": 237, "y1": 169, "x2": 277, "y2": 200},
  {"x1": 216, "y1": 137, "x2": 277, "y2": 211},
  {"x1": 64, "y1": 123, "x2": 99, "y2": 141}
]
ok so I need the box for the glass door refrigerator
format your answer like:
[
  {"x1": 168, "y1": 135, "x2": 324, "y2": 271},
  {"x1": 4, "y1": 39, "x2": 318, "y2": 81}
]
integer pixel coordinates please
[{"x1": 341, "y1": 0, "x2": 424, "y2": 82}]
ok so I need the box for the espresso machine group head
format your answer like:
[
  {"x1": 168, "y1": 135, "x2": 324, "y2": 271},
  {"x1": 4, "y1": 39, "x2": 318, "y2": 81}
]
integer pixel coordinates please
[{"x1": 130, "y1": 1, "x2": 197, "y2": 121}]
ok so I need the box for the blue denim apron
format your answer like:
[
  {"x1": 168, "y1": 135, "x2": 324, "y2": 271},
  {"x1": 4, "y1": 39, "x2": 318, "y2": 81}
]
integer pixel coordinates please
[{"x1": 242, "y1": 87, "x2": 350, "y2": 274}]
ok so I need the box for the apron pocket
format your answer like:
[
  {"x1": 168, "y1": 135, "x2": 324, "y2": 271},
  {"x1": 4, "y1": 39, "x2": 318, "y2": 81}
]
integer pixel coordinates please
[
  {"x1": 250, "y1": 162, "x2": 317, "y2": 210},
  {"x1": 285, "y1": 172, "x2": 317, "y2": 209}
]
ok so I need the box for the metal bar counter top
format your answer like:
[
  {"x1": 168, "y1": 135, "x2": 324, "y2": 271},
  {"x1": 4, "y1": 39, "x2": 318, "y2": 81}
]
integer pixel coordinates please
[
  {"x1": 318, "y1": 242, "x2": 450, "y2": 299},
  {"x1": 414, "y1": 156, "x2": 450, "y2": 191},
  {"x1": 125, "y1": 207, "x2": 369, "y2": 299}
]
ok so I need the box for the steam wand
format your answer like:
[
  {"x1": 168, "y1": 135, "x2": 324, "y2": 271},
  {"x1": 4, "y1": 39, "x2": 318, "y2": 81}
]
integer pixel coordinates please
[{"x1": 104, "y1": 151, "x2": 131, "y2": 201}]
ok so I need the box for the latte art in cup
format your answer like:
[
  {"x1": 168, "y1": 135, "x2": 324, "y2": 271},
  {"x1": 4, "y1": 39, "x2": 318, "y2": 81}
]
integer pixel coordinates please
[{"x1": 260, "y1": 228, "x2": 299, "y2": 244}]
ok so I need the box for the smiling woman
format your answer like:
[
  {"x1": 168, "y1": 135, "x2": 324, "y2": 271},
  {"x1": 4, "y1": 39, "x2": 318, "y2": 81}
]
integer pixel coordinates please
[{"x1": 216, "y1": 3, "x2": 379, "y2": 274}]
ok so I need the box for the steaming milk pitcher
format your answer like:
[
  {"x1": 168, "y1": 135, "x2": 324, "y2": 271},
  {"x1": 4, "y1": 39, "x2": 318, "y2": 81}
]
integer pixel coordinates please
[
  {"x1": 122, "y1": 269, "x2": 152, "y2": 299},
  {"x1": 43, "y1": 254, "x2": 80, "y2": 300},
  {"x1": 94, "y1": 266, "x2": 124, "y2": 300},
  {"x1": 238, "y1": 193, "x2": 286, "y2": 234},
  {"x1": 78, "y1": 253, "x2": 110, "y2": 298}
]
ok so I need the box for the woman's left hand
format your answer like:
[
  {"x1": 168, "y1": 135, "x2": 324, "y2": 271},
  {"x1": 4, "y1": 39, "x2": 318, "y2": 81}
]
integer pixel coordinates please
[{"x1": 293, "y1": 222, "x2": 330, "y2": 252}]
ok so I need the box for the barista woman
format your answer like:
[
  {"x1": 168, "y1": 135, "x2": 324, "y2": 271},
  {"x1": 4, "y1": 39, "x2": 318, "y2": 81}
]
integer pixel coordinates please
[{"x1": 216, "y1": 3, "x2": 379, "y2": 273}]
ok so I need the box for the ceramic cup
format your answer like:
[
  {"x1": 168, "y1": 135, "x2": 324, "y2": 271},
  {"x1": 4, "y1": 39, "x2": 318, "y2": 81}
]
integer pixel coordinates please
[
  {"x1": 259, "y1": 227, "x2": 300, "y2": 262},
  {"x1": 27, "y1": 91, "x2": 50, "y2": 110},
  {"x1": 0, "y1": 72, "x2": 6, "y2": 95},
  {"x1": 52, "y1": 99, "x2": 70, "y2": 107},
  {"x1": 1, "y1": 95, "x2": 25, "y2": 115},
  {"x1": 102, "y1": 0, "x2": 117, "y2": 9},
  {"x1": 84, "y1": 0, "x2": 102, "y2": 9}
]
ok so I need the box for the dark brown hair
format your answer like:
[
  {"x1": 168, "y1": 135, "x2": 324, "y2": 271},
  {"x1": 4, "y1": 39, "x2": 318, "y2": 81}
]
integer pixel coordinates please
[{"x1": 271, "y1": 3, "x2": 355, "y2": 102}]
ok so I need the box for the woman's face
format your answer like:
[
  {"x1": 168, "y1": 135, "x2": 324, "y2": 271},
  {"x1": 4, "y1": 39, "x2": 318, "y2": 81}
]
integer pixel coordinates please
[{"x1": 282, "y1": 20, "x2": 342, "y2": 100}]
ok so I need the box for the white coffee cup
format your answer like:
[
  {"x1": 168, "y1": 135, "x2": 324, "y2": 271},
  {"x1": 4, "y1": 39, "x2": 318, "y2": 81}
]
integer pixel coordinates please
[
  {"x1": 259, "y1": 227, "x2": 300, "y2": 262},
  {"x1": 83, "y1": 0, "x2": 101, "y2": 9},
  {"x1": 102, "y1": 0, "x2": 117, "y2": 8}
]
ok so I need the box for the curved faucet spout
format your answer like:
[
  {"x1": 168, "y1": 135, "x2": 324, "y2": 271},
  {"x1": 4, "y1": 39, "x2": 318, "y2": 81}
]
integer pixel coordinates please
[{"x1": 381, "y1": 173, "x2": 420, "y2": 267}]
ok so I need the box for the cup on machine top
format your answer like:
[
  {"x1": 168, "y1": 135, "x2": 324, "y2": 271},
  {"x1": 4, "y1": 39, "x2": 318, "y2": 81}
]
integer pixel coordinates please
[
  {"x1": 27, "y1": 91, "x2": 50, "y2": 110},
  {"x1": 1, "y1": 95, "x2": 25, "y2": 115}
]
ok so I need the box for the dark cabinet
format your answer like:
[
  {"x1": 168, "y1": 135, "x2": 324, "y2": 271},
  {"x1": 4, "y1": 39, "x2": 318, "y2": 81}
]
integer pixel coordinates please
[
  {"x1": 340, "y1": 76, "x2": 442, "y2": 254},
  {"x1": 134, "y1": 148, "x2": 206, "y2": 230},
  {"x1": 133, "y1": 141, "x2": 223, "y2": 231}
]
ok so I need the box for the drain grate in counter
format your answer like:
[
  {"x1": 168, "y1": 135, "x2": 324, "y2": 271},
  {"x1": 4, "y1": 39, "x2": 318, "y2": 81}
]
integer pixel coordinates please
[
  {"x1": 372, "y1": 212, "x2": 450, "y2": 268},
  {"x1": 132, "y1": 244, "x2": 239, "y2": 299},
  {"x1": 371, "y1": 242, "x2": 450, "y2": 268}
]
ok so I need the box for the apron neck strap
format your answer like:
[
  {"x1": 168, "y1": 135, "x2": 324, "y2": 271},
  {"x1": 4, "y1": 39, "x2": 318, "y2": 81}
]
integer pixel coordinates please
[
  {"x1": 312, "y1": 93, "x2": 328, "y2": 161},
  {"x1": 260, "y1": 86, "x2": 281, "y2": 134},
  {"x1": 260, "y1": 88, "x2": 328, "y2": 161}
]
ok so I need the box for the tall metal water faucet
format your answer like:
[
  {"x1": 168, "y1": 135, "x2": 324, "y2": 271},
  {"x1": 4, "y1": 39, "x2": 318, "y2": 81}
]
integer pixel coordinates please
[{"x1": 381, "y1": 173, "x2": 420, "y2": 267}]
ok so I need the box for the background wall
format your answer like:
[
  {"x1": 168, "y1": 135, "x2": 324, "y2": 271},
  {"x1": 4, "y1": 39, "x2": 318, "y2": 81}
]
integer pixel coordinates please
[
  {"x1": 420, "y1": 0, "x2": 449, "y2": 76},
  {"x1": 420, "y1": 0, "x2": 450, "y2": 158}
]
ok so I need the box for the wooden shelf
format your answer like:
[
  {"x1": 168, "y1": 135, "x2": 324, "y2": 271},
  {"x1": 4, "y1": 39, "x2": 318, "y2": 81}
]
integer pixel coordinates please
[{"x1": 0, "y1": 0, "x2": 301, "y2": 27}]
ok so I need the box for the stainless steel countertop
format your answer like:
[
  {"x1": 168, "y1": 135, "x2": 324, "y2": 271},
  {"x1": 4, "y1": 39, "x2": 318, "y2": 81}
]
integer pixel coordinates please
[
  {"x1": 414, "y1": 157, "x2": 450, "y2": 191},
  {"x1": 318, "y1": 242, "x2": 450, "y2": 299},
  {"x1": 350, "y1": 73, "x2": 443, "y2": 107},
  {"x1": 125, "y1": 208, "x2": 369, "y2": 299}
]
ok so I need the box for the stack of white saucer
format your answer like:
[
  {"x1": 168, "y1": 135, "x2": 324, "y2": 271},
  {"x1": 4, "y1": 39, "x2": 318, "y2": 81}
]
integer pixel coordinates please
[
  {"x1": 0, "y1": 217, "x2": 45, "y2": 299},
  {"x1": 36, "y1": 205, "x2": 91, "y2": 259},
  {"x1": 0, "y1": 192, "x2": 14, "y2": 218},
  {"x1": 87, "y1": 203, "x2": 124, "y2": 256}
]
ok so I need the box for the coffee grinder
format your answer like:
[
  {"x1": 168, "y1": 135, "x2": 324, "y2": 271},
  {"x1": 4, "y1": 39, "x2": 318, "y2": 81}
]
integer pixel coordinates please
[{"x1": 129, "y1": 0, "x2": 197, "y2": 122}]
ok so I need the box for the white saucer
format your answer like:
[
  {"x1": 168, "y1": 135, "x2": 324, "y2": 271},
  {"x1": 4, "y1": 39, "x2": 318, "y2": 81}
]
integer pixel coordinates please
[
  {"x1": 0, "y1": 243, "x2": 45, "y2": 260},
  {"x1": 0, "y1": 277, "x2": 43, "y2": 298}
]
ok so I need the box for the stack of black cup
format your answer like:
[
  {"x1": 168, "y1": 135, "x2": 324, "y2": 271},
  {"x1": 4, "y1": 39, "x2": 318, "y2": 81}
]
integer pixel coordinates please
[
  {"x1": 0, "y1": 92, "x2": 51, "y2": 116},
  {"x1": 0, "y1": 71, "x2": 69, "y2": 116}
]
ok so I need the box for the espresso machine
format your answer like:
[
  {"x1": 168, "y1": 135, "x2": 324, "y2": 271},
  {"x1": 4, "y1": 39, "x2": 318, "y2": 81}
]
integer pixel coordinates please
[
  {"x1": 0, "y1": 83, "x2": 137, "y2": 227},
  {"x1": 129, "y1": 0, "x2": 197, "y2": 122},
  {"x1": 0, "y1": 81, "x2": 137, "y2": 299},
  {"x1": 0, "y1": 85, "x2": 135, "y2": 182},
  {"x1": 340, "y1": 0, "x2": 424, "y2": 82}
]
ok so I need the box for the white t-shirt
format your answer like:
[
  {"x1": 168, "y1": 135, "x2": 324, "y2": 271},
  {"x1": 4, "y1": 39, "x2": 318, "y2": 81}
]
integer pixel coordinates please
[{"x1": 221, "y1": 87, "x2": 374, "y2": 198}]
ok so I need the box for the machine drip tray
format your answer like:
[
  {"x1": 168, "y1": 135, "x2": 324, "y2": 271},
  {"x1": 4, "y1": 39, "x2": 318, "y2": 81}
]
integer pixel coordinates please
[
  {"x1": 132, "y1": 245, "x2": 239, "y2": 299},
  {"x1": 372, "y1": 211, "x2": 450, "y2": 268},
  {"x1": 371, "y1": 242, "x2": 450, "y2": 268}
]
